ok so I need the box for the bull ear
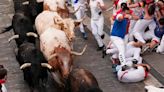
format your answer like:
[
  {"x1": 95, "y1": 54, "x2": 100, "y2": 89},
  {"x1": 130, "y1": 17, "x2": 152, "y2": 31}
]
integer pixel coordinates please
[
  {"x1": 54, "y1": 17, "x2": 64, "y2": 25},
  {"x1": 43, "y1": 4, "x2": 50, "y2": 11}
]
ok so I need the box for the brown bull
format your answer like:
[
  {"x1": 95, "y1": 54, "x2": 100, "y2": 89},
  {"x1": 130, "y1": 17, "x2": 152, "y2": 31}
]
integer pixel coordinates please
[
  {"x1": 35, "y1": 10, "x2": 85, "y2": 42},
  {"x1": 40, "y1": 27, "x2": 87, "y2": 86},
  {"x1": 43, "y1": 0, "x2": 81, "y2": 18},
  {"x1": 68, "y1": 68, "x2": 103, "y2": 92}
]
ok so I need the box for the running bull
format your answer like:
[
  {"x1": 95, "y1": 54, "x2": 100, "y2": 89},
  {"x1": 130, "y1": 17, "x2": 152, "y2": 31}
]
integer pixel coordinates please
[
  {"x1": 15, "y1": 40, "x2": 52, "y2": 92},
  {"x1": 2, "y1": 11, "x2": 38, "y2": 47},
  {"x1": 40, "y1": 27, "x2": 87, "y2": 86},
  {"x1": 35, "y1": 10, "x2": 85, "y2": 42}
]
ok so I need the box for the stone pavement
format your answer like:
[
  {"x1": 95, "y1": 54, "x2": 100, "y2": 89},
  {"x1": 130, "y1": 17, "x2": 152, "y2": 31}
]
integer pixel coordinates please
[
  {"x1": 143, "y1": 53, "x2": 164, "y2": 85},
  {"x1": 0, "y1": 0, "x2": 30, "y2": 92}
]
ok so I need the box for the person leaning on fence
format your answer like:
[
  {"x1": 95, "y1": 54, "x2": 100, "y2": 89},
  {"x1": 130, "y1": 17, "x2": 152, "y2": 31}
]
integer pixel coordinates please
[{"x1": 0, "y1": 65, "x2": 7, "y2": 92}]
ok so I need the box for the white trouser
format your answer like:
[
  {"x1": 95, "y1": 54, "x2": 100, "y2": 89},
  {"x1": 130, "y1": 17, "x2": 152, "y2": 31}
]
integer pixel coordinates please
[
  {"x1": 124, "y1": 34, "x2": 129, "y2": 44},
  {"x1": 74, "y1": 3, "x2": 86, "y2": 33},
  {"x1": 128, "y1": 20, "x2": 137, "y2": 42},
  {"x1": 143, "y1": 22, "x2": 160, "y2": 42},
  {"x1": 106, "y1": 41, "x2": 142, "y2": 64},
  {"x1": 125, "y1": 44, "x2": 142, "y2": 64},
  {"x1": 106, "y1": 43, "x2": 118, "y2": 59},
  {"x1": 133, "y1": 19, "x2": 154, "y2": 43},
  {"x1": 157, "y1": 35, "x2": 164, "y2": 53},
  {"x1": 91, "y1": 16, "x2": 104, "y2": 47},
  {"x1": 110, "y1": 36, "x2": 126, "y2": 65}
]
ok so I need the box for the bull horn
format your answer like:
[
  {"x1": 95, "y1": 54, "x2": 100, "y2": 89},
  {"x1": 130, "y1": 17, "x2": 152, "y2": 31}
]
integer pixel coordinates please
[
  {"x1": 71, "y1": 45, "x2": 87, "y2": 55},
  {"x1": 48, "y1": 54, "x2": 57, "y2": 61},
  {"x1": 69, "y1": 5, "x2": 81, "y2": 14},
  {"x1": 8, "y1": 35, "x2": 19, "y2": 42},
  {"x1": 20, "y1": 63, "x2": 31, "y2": 70},
  {"x1": 22, "y1": 1, "x2": 29, "y2": 5},
  {"x1": 41, "y1": 63, "x2": 52, "y2": 69},
  {"x1": 26, "y1": 32, "x2": 38, "y2": 38},
  {"x1": 74, "y1": 15, "x2": 86, "y2": 23}
]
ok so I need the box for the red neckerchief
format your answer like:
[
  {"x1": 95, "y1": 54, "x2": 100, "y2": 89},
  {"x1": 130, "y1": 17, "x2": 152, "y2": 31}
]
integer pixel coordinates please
[{"x1": 0, "y1": 79, "x2": 6, "y2": 84}]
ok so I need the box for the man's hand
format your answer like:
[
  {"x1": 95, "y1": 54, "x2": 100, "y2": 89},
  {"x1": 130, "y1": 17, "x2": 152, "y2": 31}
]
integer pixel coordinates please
[{"x1": 124, "y1": 14, "x2": 132, "y2": 19}]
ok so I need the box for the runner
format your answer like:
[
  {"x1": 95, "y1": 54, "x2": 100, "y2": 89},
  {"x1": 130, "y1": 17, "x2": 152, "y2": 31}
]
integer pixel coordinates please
[
  {"x1": 72, "y1": 0, "x2": 88, "y2": 39},
  {"x1": 89, "y1": 0, "x2": 107, "y2": 51}
]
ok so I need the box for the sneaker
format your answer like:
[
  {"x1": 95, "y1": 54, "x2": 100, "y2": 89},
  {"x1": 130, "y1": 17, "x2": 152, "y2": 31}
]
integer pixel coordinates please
[
  {"x1": 82, "y1": 32, "x2": 87, "y2": 40},
  {"x1": 101, "y1": 34, "x2": 105, "y2": 39},
  {"x1": 97, "y1": 45, "x2": 104, "y2": 51},
  {"x1": 132, "y1": 59, "x2": 138, "y2": 64},
  {"x1": 121, "y1": 65, "x2": 129, "y2": 71},
  {"x1": 112, "y1": 64, "x2": 117, "y2": 74}
]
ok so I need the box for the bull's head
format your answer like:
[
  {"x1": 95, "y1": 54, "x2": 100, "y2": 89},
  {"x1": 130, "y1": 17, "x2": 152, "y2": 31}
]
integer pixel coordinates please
[
  {"x1": 43, "y1": 0, "x2": 66, "y2": 12},
  {"x1": 48, "y1": 44, "x2": 87, "y2": 79},
  {"x1": 48, "y1": 47, "x2": 73, "y2": 79},
  {"x1": 20, "y1": 63, "x2": 52, "y2": 70},
  {"x1": 8, "y1": 32, "x2": 38, "y2": 42},
  {"x1": 54, "y1": 16, "x2": 85, "y2": 42}
]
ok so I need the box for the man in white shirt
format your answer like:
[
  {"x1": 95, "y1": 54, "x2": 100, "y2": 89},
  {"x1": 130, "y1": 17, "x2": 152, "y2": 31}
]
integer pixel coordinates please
[
  {"x1": 72, "y1": 0, "x2": 88, "y2": 39},
  {"x1": 89, "y1": 0, "x2": 106, "y2": 51}
]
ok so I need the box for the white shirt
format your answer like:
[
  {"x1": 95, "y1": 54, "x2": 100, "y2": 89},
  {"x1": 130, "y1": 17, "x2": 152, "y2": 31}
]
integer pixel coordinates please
[
  {"x1": 89, "y1": 0, "x2": 104, "y2": 20},
  {"x1": 117, "y1": 66, "x2": 146, "y2": 83}
]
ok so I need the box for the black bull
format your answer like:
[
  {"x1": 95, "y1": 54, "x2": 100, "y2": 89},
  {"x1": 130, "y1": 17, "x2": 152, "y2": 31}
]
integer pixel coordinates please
[
  {"x1": 2, "y1": 0, "x2": 41, "y2": 46},
  {"x1": 16, "y1": 42, "x2": 52, "y2": 92}
]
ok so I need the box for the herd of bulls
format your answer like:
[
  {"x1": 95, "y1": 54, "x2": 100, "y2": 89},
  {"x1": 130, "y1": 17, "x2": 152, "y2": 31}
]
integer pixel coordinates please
[{"x1": 2, "y1": 0, "x2": 103, "y2": 92}]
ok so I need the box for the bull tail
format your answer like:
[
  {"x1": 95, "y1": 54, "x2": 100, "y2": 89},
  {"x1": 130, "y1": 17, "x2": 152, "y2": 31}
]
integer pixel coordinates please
[{"x1": 1, "y1": 25, "x2": 13, "y2": 33}]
